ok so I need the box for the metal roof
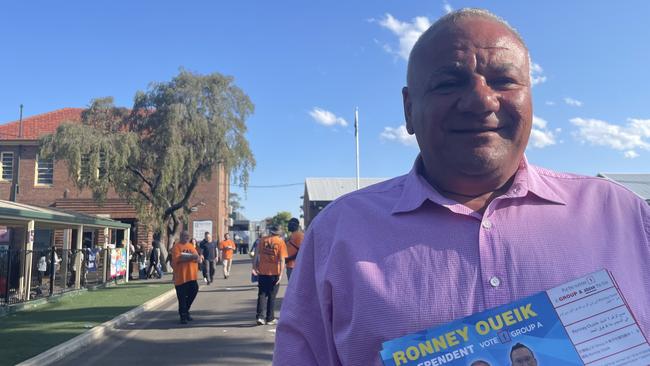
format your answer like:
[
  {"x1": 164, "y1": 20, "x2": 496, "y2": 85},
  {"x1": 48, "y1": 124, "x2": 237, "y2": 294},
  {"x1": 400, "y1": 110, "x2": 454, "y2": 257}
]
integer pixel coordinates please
[
  {"x1": 0, "y1": 200, "x2": 131, "y2": 229},
  {"x1": 598, "y1": 173, "x2": 650, "y2": 201},
  {"x1": 305, "y1": 178, "x2": 389, "y2": 202}
]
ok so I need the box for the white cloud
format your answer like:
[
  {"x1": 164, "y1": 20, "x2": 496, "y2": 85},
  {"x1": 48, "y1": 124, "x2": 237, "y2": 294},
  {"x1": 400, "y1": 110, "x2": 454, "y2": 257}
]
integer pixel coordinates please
[
  {"x1": 377, "y1": 14, "x2": 431, "y2": 60},
  {"x1": 380, "y1": 125, "x2": 417, "y2": 147},
  {"x1": 570, "y1": 117, "x2": 650, "y2": 157},
  {"x1": 530, "y1": 62, "x2": 547, "y2": 86},
  {"x1": 629, "y1": 118, "x2": 650, "y2": 137},
  {"x1": 545, "y1": 101, "x2": 555, "y2": 106},
  {"x1": 564, "y1": 97, "x2": 583, "y2": 107},
  {"x1": 443, "y1": 1, "x2": 453, "y2": 14},
  {"x1": 309, "y1": 107, "x2": 348, "y2": 127},
  {"x1": 529, "y1": 115, "x2": 556, "y2": 148},
  {"x1": 532, "y1": 115, "x2": 548, "y2": 129}
]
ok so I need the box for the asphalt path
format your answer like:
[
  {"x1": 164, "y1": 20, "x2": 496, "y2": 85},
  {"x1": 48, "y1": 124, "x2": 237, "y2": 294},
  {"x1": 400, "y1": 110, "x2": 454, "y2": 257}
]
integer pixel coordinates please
[{"x1": 52, "y1": 255, "x2": 286, "y2": 366}]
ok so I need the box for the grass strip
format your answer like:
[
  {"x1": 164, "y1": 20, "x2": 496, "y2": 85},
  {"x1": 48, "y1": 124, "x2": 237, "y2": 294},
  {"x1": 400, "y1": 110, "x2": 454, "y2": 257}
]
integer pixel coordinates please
[{"x1": 0, "y1": 281, "x2": 173, "y2": 366}]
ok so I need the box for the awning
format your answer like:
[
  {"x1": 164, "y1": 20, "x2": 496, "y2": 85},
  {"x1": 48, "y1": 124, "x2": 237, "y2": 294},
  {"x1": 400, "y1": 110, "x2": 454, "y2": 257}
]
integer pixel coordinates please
[{"x1": 0, "y1": 200, "x2": 130, "y2": 229}]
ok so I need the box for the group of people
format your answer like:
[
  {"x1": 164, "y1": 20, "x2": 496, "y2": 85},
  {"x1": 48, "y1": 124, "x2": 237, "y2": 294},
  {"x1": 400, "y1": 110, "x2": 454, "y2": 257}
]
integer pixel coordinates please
[
  {"x1": 167, "y1": 218, "x2": 305, "y2": 326},
  {"x1": 191, "y1": 232, "x2": 237, "y2": 284}
]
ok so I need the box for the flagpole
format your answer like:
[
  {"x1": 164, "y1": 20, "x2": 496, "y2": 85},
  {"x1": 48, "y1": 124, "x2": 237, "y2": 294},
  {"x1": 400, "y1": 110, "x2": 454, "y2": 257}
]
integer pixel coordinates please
[{"x1": 355, "y1": 107, "x2": 360, "y2": 190}]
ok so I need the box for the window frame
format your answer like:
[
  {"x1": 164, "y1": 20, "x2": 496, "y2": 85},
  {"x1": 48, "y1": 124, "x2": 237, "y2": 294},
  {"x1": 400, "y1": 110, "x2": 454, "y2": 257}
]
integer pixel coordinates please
[
  {"x1": 34, "y1": 154, "x2": 54, "y2": 186},
  {"x1": 0, "y1": 152, "x2": 14, "y2": 182}
]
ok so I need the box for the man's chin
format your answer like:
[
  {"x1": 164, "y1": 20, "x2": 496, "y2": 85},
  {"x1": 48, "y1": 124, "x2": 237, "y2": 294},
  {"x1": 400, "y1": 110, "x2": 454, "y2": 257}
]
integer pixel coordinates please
[{"x1": 452, "y1": 152, "x2": 514, "y2": 178}]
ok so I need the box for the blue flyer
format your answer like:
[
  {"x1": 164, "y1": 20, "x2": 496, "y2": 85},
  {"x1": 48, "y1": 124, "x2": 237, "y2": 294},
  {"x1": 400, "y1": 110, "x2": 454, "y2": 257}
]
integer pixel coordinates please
[{"x1": 380, "y1": 270, "x2": 650, "y2": 366}]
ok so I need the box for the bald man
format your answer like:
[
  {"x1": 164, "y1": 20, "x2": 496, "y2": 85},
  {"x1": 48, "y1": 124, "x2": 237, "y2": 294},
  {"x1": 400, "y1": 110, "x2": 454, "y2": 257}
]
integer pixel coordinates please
[{"x1": 274, "y1": 8, "x2": 650, "y2": 366}]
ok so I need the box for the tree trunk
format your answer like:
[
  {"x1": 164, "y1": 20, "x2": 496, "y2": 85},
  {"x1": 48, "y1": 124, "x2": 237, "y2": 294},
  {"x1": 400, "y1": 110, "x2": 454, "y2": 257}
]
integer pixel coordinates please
[{"x1": 160, "y1": 213, "x2": 182, "y2": 272}]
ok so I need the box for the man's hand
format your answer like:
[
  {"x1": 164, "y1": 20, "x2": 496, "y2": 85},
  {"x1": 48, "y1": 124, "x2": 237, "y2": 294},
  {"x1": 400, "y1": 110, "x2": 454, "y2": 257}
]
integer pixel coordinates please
[{"x1": 275, "y1": 277, "x2": 282, "y2": 286}]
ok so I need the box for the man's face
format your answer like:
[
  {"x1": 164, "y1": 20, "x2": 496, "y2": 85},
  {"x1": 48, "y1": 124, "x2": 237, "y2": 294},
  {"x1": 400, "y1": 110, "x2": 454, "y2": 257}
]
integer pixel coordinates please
[
  {"x1": 511, "y1": 347, "x2": 537, "y2": 366},
  {"x1": 224, "y1": 234, "x2": 230, "y2": 240},
  {"x1": 206, "y1": 234, "x2": 212, "y2": 242},
  {"x1": 404, "y1": 17, "x2": 532, "y2": 185},
  {"x1": 471, "y1": 361, "x2": 490, "y2": 366},
  {"x1": 180, "y1": 232, "x2": 190, "y2": 243}
]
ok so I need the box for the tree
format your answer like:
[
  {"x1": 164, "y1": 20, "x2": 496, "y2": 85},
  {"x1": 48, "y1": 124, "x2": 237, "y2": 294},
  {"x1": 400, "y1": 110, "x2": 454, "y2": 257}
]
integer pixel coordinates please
[
  {"x1": 268, "y1": 211, "x2": 293, "y2": 235},
  {"x1": 40, "y1": 70, "x2": 255, "y2": 270},
  {"x1": 228, "y1": 192, "x2": 244, "y2": 216}
]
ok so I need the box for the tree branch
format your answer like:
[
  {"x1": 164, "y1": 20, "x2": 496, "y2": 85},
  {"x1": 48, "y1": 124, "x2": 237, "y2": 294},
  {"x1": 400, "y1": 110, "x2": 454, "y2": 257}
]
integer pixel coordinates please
[
  {"x1": 126, "y1": 166, "x2": 154, "y2": 189},
  {"x1": 164, "y1": 162, "x2": 209, "y2": 217}
]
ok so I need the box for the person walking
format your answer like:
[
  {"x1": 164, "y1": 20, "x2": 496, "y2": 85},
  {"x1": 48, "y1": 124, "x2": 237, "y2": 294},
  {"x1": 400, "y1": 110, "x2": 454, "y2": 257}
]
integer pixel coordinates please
[
  {"x1": 147, "y1": 236, "x2": 162, "y2": 279},
  {"x1": 252, "y1": 225, "x2": 287, "y2": 325},
  {"x1": 285, "y1": 218, "x2": 303, "y2": 281},
  {"x1": 199, "y1": 232, "x2": 218, "y2": 284},
  {"x1": 218, "y1": 233, "x2": 236, "y2": 279},
  {"x1": 171, "y1": 230, "x2": 201, "y2": 324}
]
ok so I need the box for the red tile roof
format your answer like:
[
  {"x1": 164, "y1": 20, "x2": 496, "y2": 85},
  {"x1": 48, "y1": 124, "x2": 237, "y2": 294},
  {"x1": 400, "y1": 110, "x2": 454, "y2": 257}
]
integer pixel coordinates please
[{"x1": 0, "y1": 108, "x2": 83, "y2": 140}]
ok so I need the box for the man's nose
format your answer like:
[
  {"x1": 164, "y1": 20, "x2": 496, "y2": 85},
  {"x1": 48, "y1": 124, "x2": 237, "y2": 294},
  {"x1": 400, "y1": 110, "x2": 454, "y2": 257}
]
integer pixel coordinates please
[{"x1": 456, "y1": 76, "x2": 500, "y2": 114}]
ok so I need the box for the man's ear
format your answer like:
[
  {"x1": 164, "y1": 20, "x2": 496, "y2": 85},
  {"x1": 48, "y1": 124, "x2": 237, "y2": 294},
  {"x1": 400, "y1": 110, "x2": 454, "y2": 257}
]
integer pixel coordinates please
[{"x1": 402, "y1": 86, "x2": 415, "y2": 134}]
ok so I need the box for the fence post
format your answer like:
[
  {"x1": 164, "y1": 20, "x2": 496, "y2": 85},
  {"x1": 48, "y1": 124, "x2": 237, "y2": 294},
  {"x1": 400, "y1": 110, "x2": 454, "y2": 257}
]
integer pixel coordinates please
[
  {"x1": 74, "y1": 227, "x2": 83, "y2": 289},
  {"x1": 25, "y1": 221, "x2": 35, "y2": 300},
  {"x1": 49, "y1": 247, "x2": 55, "y2": 296},
  {"x1": 4, "y1": 250, "x2": 11, "y2": 305}
]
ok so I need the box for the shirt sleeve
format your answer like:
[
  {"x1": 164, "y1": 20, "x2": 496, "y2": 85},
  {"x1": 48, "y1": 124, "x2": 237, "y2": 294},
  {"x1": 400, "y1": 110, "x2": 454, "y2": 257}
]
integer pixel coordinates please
[
  {"x1": 280, "y1": 240, "x2": 288, "y2": 259},
  {"x1": 273, "y1": 226, "x2": 340, "y2": 366},
  {"x1": 170, "y1": 244, "x2": 180, "y2": 268}
]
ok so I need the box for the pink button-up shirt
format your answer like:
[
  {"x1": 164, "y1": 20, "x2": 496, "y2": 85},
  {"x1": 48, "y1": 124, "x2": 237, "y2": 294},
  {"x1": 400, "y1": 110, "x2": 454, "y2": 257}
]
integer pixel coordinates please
[{"x1": 274, "y1": 157, "x2": 650, "y2": 366}]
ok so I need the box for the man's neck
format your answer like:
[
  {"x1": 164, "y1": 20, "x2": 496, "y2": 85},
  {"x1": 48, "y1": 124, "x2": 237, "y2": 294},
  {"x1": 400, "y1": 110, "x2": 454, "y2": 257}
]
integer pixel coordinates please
[{"x1": 422, "y1": 166, "x2": 517, "y2": 214}]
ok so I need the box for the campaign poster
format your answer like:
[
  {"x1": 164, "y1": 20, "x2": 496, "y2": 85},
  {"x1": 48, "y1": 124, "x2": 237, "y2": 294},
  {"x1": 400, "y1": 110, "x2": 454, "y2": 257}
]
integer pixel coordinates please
[
  {"x1": 109, "y1": 248, "x2": 127, "y2": 278},
  {"x1": 193, "y1": 220, "x2": 212, "y2": 241},
  {"x1": 381, "y1": 292, "x2": 583, "y2": 366},
  {"x1": 86, "y1": 248, "x2": 100, "y2": 272},
  {"x1": 381, "y1": 270, "x2": 650, "y2": 366}
]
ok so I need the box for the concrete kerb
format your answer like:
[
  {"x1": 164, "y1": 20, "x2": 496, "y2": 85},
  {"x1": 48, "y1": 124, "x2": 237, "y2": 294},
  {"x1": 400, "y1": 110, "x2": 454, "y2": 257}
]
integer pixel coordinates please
[{"x1": 16, "y1": 287, "x2": 177, "y2": 366}]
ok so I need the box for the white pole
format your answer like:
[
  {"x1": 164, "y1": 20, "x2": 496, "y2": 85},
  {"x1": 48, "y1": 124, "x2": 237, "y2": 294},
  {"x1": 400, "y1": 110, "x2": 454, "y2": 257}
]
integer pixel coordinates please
[{"x1": 355, "y1": 107, "x2": 360, "y2": 190}]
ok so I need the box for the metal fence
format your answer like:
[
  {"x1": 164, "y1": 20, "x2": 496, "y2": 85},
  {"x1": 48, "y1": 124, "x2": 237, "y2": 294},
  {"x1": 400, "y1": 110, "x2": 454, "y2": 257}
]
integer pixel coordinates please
[{"x1": 0, "y1": 247, "x2": 121, "y2": 307}]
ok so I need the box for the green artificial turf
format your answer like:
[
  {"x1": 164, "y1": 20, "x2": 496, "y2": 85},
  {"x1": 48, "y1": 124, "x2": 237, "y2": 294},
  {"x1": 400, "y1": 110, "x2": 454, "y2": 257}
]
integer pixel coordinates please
[{"x1": 0, "y1": 281, "x2": 173, "y2": 366}]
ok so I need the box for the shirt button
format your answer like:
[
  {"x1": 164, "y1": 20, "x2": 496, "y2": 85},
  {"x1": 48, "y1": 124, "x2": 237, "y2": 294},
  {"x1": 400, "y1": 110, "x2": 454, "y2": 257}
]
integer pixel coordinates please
[
  {"x1": 490, "y1": 276, "x2": 501, "y2": 288},
  {"x1": 482, "y1": 219, "x2": 492, "y2": 229}
]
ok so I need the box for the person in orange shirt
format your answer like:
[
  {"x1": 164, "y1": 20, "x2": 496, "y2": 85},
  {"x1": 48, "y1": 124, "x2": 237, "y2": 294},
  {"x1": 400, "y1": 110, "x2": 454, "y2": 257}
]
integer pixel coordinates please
[
  {"x1": 171, "y1": 230, "x2": 201, "y2": 324},
  {"x1": 285, "y1": 217, "x2": 304, "y2": 281},
  {"x1": 219, "y1": 233, "x2": 237, "y2": 279},
  {"x1": 252, "y1": 225, "x2": 288, "y2": 325}
]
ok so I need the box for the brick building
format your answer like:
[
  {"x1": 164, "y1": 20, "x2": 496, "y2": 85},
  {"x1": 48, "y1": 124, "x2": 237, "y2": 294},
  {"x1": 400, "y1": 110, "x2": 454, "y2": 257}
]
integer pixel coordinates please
[{"x1": 0, "y1": 108, "x2": 230, "y2": 249}]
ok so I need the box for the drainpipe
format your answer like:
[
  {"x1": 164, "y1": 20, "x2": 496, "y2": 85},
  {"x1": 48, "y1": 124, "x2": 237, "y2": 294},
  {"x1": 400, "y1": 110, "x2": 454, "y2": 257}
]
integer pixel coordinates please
[{"x1": 11, "y1": 105, "x2": 23, "y2": 202}]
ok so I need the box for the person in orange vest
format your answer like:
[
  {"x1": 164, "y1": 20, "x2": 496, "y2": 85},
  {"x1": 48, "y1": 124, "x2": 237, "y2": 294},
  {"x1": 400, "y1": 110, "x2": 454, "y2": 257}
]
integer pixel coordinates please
[
  {"x1": 219, "y1": 233, "x2": 237, "y2": 279},
  {"x1": 171, "y1": 230, "x2": 201, "y2": 324},
  {"x1": 252, "y1": 225, "x2": 287, "y2": 325},
  {"x1": 285, "y1": 217, "x2": 304, "y2": 281}
]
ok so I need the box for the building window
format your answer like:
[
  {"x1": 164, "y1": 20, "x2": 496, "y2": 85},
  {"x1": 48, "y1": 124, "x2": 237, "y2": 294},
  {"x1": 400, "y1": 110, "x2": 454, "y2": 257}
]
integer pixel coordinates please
[
  {"x1": 35, "y1": 155, "x2": 54, "y2": 185},
  {"x1": 98, "y1": 152, "x2": 107, "y2": 179},
  {"x1": 79, "y1": 154, "x2": 91, "y2": 181},
  {"x1": 0, "y1": 152, "x2": 13, "y2": 181},
  {"x1": 78, "y1": 152, "x2": 107, "y2": 181}
]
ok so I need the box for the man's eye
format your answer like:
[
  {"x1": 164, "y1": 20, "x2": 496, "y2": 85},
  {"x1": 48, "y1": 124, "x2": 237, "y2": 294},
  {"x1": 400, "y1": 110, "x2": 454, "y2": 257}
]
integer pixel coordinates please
[
  {"x1": 433, "y1": 80, "x2": 461, "y2": 91},
  {"x1": 489, "y1": 77, "x2": 518, "y2": 89}
]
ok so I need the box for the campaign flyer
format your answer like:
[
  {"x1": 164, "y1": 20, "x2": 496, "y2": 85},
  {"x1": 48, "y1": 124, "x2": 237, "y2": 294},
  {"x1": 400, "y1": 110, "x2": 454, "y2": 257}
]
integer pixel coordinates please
[{"x1": 380, "y1": 270, "x2": 650, "y2": 366}]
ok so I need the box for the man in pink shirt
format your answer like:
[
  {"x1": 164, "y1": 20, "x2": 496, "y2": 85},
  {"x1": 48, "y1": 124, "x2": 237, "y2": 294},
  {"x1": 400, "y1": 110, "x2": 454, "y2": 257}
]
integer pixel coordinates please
[{"x1": 274, "y1": 8, "x2": 650, "y2": 366}]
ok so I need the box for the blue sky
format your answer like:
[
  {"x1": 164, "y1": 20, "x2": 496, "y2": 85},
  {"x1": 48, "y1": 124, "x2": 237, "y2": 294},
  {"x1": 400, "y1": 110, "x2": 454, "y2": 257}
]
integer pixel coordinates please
[{"x1": 1, "y1": 1, "x2": 649, "y2": 221}]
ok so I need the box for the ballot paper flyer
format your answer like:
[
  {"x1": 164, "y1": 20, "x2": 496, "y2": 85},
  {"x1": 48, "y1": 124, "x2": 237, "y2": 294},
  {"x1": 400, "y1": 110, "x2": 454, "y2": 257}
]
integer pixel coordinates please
[{"x1": 380, "y1": 270, "x2": 650, "y2": 366}]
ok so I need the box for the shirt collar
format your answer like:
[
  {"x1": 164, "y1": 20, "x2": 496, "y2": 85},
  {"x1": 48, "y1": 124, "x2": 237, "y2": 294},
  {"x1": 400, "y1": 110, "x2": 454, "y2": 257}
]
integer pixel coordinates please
[{"x1": 391, "y1": 154, "x2": 566, "y2": 215}]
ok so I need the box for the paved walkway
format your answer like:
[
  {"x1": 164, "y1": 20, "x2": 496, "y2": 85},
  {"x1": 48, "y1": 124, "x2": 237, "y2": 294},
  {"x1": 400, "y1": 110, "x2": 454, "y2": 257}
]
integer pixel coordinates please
[{"x1": 52, "y1": 255, "x2": 286, "y2": 366}]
